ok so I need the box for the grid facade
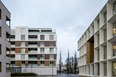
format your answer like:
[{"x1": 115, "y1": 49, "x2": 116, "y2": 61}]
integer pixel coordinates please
[
  {"x1": 78, "y1": 0, "x2": 116, "y2": 77},
  {"x1": 8, "y1": 26, "x2": 57, "y2": 76}
]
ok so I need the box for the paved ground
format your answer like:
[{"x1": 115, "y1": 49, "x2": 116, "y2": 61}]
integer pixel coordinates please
[
  {"x1": 12, "y1": 74, "x2": 79, "y2": 77},
  {"x1": 57, "y1": 74, "x2": 78, "y2": 77}
]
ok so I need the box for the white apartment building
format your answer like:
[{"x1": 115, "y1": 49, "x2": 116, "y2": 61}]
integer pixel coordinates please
[
  {"x1": 78, "y1": 0, "x2": 116, "y2": 77},
  {"x1": 0, "y1": 1, "x2": 11, "y2": 77},
  {"x1": 8, "y1": 26, "x2": 57, "y2": 76}
]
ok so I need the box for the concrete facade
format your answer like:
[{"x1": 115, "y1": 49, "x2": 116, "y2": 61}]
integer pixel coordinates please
[
  {"x1": 8, "y1": 26, "x2": 57, "y2": 76},
  {"x1": 0, "y1": 1, "x2": 11, "y2": 77},
  {"x1": 78, "y1": 0, "x2": 116, "y2": 77}
]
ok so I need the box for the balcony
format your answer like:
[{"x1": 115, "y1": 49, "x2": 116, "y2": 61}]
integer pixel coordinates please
[
  {"x1": 28, "y1": 35, "x2": 37, "y2": 40},
  {"x1": 40, "y1": 57, "x2": 44, "y2": 60},
  {"x1": 28, "y1": 42, "x2": 37, "y2": 47},
  {"x1": 28, "y1": 48, "x2": 37, "y2": 53},
  {"x1": 28, "y1": 51, "x2": 37, "y2": 53},
  {"x1": 28, "y1": 55, "x2": 37, "y2": 60},
  {"x1": 28, "y1": 61, "x2": 37, "y2": 66}
]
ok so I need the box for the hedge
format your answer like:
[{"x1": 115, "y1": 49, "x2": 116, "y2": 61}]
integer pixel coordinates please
[{"x1": 11, "y1": 73, "x2": 38, "y2": 76}]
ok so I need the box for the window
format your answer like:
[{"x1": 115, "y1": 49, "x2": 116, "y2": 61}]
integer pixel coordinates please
[
  {"x1": 104, "y1": 29, "x2": 107, "y2": 42},
  {"x1": 50, "y1": 61, "x2": 54, "y2": 66},
  {"x1": 40, "y1": 55, "x2": 44, "y2": 60},
  {"x1": 21, "y1": 35, "x2": 25, "y2": 40},
  {"x1": 49, "y1": 48, "x2": 54, "y2": 53},
  {"x1": 113, "y1": 22, "x2": 116, "y2": 36},
  {"x1": 6, "y1": 63, "x2": 10, "y2": 72},
  {"x1": 97, "y1": 19, "x2": 99, "y2": 29},
  {"x1": 6, "y1": 16, "x2": 10, "y2": 27},
  {"x1": 40, "y1": 48, "x2": 44, "y2": 53},
  {"x1": 92, "y1": 64, "x2": 94, "y2": 75},
  {"x1": 22, "y1": 61, "x2": 25, "y2": 66},
  {"x1": 93, "y1": 25, "x2": 94, "y2": 34},
  {"x1": 49, "y1": 35, "x2": 54, "y2": 40},
  {"x1": 40, "y1": 35, "x2": 44, "y2": 40},
  {"x1": 49, "y1": 42, "x2": 54, "y2": 46},
  {"x1": 113, "y1": 42, "x2": 116, "y2": 56},
  {"x1": 0, "y1": 27, "x2": 1, "y2": 37},
  {"x1": 97, "y1": 63, "x2": 100, "y2": 75},
  {"x1": 104, "y1": 11, "x2": 107, "y2": 23},
  {"x1": 0, "y1": 62, "x2": 1, "y2": 72},
  {"x1": 49, "y1": 55, "x2": 54, "y2": 60},
  {"x1": 40, "y1": 61, "x2": 44, "y2": 66},
  {"x1": 98, "y1": 49, "x2": 99, "y2": 61},
  {"x1": 104, "y1": 62, "x2": 107, "y2": 76},
  {"x1": 104, "y1": 45, "x2": 107, "y2": 59},
  {"x1": 40, "y1": 42, "x2": 45, "y2": 47},
  {"x1": 21, "y1": 54, "x2": 25, "y2": 60},
  {"x1": 98, "y1": 34, "x2": 99, "y2": 45},
  {"x1": 112, "y1": 61, "x2": 116, "y2": 76},
  {"x1": 113, "y1": 1, "x2": 116, "y2": 15},
  {"x1": 21, "y1": 42, "x2": 25, "y2": 47},
  {"x1": 21, "y1": 49, "x2": 25, "y2": 53}
]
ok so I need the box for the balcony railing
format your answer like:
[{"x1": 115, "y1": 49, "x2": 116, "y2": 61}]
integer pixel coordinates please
[
  {"x1": 40, "y1": 64, "x2": 44, "y2": 66},
  {"x1": 28, "y1": 45, "x2": 37, "y2": 47},
  {"x1": 28, "y1": 64, "x2": 37, "y2": 66},
  {"x1": 28, "y1": 51, "x2": 37, "y2": 53},
  {"x1": 28, "y1": 57, "x2": 37, "y2": 60},
  {"x1": 40, "y1": 57, "x2": 44, "y2": 60},
  {"x1": 28, "y1": 38, "x2": 37, "y2": 40}
]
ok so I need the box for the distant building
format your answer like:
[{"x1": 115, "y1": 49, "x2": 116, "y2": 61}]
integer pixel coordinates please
[
  {"x1": 0, "y1": 1, "x2": 11, "y2": 77},
  {"x1": 78, "y1": 0, "x2": 116, "y2": 77},
  {"x1": 8, "y1": 26, "x2": 57, "y2": 76}
]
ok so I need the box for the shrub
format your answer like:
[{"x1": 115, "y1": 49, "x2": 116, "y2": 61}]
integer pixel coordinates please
[{"x1": 11, "y1": 73, "x2": 38, "y2": 76}]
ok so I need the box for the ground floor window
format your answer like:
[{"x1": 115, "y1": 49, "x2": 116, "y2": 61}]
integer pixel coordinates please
[
  {"x1": 113, "y1": 61, "x2": 116, "y2": 76},
  {"x1": 104, "y1": 62, "x2": 107, "y2": 76}
]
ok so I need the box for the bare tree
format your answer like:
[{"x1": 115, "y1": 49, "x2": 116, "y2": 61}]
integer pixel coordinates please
[
  {"x1": 66, "y1": 50, "x2": 70, "y2": 74},
  {"x1": 59, "y1": 51, "x2": 62, "y2": 73},
  {"x1": 74, "y1": 51, "x2": 77, "y2": 74}
]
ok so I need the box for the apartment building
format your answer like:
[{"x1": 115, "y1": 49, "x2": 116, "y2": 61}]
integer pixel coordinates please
[
  {"x1": 78, "y1": 0, "x2": 116, "y2": 77},
  {"x1": 8, "y1": 26, "x2": 57, "y2": 76},
  {"x1": 0, "y1": 1, "x2": 11, "y2": 77}
]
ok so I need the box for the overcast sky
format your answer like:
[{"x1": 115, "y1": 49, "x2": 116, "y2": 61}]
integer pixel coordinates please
[{"x1": 2, "y1": 0, "x2": 108, "y2": 64}]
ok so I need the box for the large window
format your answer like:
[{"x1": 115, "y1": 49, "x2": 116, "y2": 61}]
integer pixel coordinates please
[
  {"x1": 49, "y1": 48, "x2": 54, "y2": 53},
  {"x1": 40, "y1": 42, "x2": 45, "y2": 47},
  {"x1": 49, "y1": 42, "x2": 54, "y2": 46},
  {"x1": 50, "y1": 61, "x2": 54, "y2": 66},
  {"x1": 104, "y1": 29, "x2": 107, "y2": 42},
  {"x1": 40, "y1": 35, "x2": 44, "y2": 40},
  {"x1": 49, "y1": 35, "x2": 54, "y2": 40},
  {"x1": 97, "y1": 63, "x2": 100, "y2": 76},
  {"x1": 97, "y1": 19, "x2": 99, "y2": 30},
  {"x1": 112, "y1": 61, "x2": 116, "y2": 76},
  {"x1": 21, "y1": 35, "x2": 25, "y2": 40},
  {"x1": 40, "y1": 48, "x2": 44, "y2": 53},
  {"x1": 113, "y1": 1, "x2": 116, "y2": 15},
  {"x1": 0, "y1": 62, "x2": 1, "y2": 72},
  {"x1": 98, "y1": 34, "x2": 99, "y2": 45},
  {"x1": 104, "y1": 62, "x2": 107, "y2": 76},
  {"x1": 113, "y1": 22, "x2": 116, "y2": 36},
  {"x1": 40, "y1": 61, "x2": 44, "y2": 66},
  {"x1": 113, "y1": 42, "x2": 116, "y2": 56},
  {"x1": 98, "y1": 49, "x2": 99, "y2": 61},
  {"x1": 104, "y1": 11, "x2": 107, "y2": 23},
  {"x1": 104, "y1": 45, "x2": 107, "y2": 59}
]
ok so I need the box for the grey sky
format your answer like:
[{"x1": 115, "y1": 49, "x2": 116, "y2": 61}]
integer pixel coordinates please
[{"x1": 2, "y1": 0, "x2": 108, "y2": 64}]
